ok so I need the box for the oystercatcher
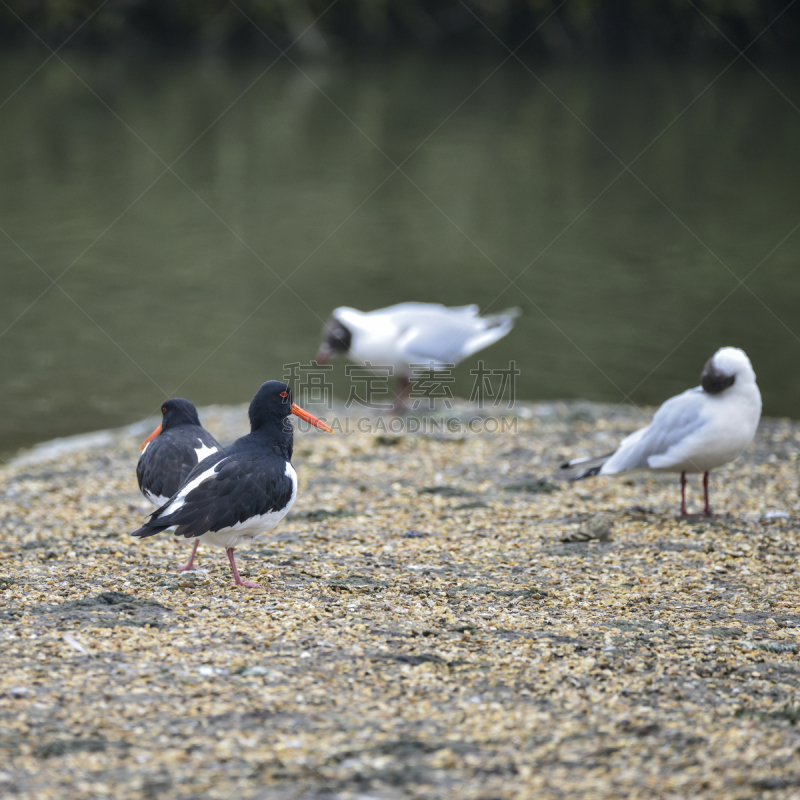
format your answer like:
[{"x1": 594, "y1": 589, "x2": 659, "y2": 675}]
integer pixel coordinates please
[
  {"x1": 132, "y1": 381, "x2": 333, "y2": 587},
  {"x1": 136, "y1": 398, "x2": 222, "y2": 572},
  {"x1": 315, "y1": 302, "x2": 520, "y2": 412},
  {"x1": 561, "y1": 347, "x2": 762, "y2": 516}
]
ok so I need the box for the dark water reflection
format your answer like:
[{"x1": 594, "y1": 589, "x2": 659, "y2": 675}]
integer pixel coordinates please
[{"x1": 1, "y1": 51, "x2": 799, "y2": 453}]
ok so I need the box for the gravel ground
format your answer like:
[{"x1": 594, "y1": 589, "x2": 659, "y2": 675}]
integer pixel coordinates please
[{"x1": 1, "y1": 401, "x2": 800, "y2": 800}]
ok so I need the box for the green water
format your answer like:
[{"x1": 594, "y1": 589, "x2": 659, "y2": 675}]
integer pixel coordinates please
[{"x1": 2, "y1": 51, "x2": 800, "y2": 453}]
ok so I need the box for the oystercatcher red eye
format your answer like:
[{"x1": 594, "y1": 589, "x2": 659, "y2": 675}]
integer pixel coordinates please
[
  {"x1": 279, "y1": 391, "x2": 288, "y2": 398},
  {"x1": 161, "y1": 406, "x2": 168, "y2": 414}
]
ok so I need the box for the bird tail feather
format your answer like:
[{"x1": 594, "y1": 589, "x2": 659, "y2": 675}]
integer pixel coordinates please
[
  {"x1": 131, "y1": 521, "x2": 171, "y2": 539},
  {"x1": 560, "y1": 453, "x2": 613, "y2": 481},
  {"x1": 132, "y1": 503, "x2": 176, "y2": 538},
  {"x1": 484, "y1": 307, "x2": 522, "y2": 329},
  {"x1": 461, "y1": 308, "x2": 521, "y2": 359}
]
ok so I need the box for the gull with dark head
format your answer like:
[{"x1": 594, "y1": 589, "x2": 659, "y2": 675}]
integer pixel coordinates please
[
  {"x1": 132, "y1": 381, "x2": 333, "y2": 588},
  {"x1": 316, "y1": 302, "x2": 520, "y2": 411},
  {"x1": 561, "y1": 347, "x2": 762, "y2": 516}
]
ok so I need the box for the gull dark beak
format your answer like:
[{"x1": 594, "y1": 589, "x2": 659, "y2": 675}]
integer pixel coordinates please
[{"x1": 314, "y1": 344, "x2": 332, "y2": 365}]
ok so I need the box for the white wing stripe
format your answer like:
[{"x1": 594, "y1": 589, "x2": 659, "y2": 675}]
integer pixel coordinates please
[
  {"x1": 193, "y1": 441, "x2": 219, "y2": 463},
  {"x1": 162, "y1": 459, "x2": 225, "y2": 516}
]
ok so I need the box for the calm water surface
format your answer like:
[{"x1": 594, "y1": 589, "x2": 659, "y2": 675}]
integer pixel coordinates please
[{"x1": 2, "y1": 51, "x2": 800, "y2": 453}]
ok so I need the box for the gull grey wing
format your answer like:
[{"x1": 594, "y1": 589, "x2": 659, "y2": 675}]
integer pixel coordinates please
[
  {"x1": 603, "y1": 388, "x2": 708, "y2": 473},
  {"x1": 399, "y1": 316, "x2": 482, "y2": 366},
  {"x1": 377, "y1": 302, "x2": 479, "y2": 318},
  {"x1": 400, "y1": 309, "x2": 518, "y2": 366}
]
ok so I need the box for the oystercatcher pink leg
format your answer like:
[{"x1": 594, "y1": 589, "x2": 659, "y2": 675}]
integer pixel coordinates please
[
  {"x1": 227, "y1": 547, "x2": 260, "y2": 588},
  {"x1": 703, "y1": 471, "x2": 713, "y2": 517},
  {"x1": 680, "y1": 471, "x2": 688, "y2": 516},
  {"x1": 176, "y1": 539, "x2": 199, "y2": 572}
]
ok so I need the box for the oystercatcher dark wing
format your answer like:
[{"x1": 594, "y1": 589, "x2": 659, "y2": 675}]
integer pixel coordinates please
[
  {"x1": 136, "y1": 402, "x2": 221, "y2": 506},
  {"x1": 132, "y1": 380, "x2": 333, "y2": 588},
  {"x1": 138, "y1": 450, "x2": 296, "y2": 541}
]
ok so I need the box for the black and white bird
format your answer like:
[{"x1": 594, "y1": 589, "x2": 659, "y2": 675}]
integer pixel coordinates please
[
  {"x1": 136, "y1": 398, "x2": 222, "y2": 572},
  {"x1": 315, "y1": 302, "x2": 520, "y2": 411},
  {"x1": 561, "y1": 347, "x2": 762, "y2": 516},
  {"x1": 132, "y1": 381, "x2": 333, "y2": 587}
]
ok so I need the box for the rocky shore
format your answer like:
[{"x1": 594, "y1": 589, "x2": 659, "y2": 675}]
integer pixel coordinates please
[{"x1": 1, "y1": 401, "x2": 799, "y2": 799}]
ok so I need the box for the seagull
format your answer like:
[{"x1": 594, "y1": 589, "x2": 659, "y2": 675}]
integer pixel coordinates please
[
  {"x1": 136, "y1": 398, "x2": 222, "y2": 572},
  {"x1": 132, "y1": 381, "x2": 333, "y2": 587},
  {"x1": 315, "y1": 303, "x2": 520, "y2": 411},
  {"x1": 561, "y1": 347, "x2": 762, "y2": 516}
]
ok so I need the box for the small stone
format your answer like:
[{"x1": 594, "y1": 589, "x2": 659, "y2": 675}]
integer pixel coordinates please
[{"x1": 561, "y1": 513, "x2": 615, "y2": 542}]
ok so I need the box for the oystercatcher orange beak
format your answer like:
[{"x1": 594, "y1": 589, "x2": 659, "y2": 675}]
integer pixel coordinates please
[
  {"x1": 140, "y1": 423, "x2": 162, "y2": 451},
  {"x1": 291, "y1": 403, "x2": 333, "y2": 433}
]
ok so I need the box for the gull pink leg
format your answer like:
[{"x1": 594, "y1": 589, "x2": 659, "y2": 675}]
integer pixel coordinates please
[
  {"x1": 227, "y1": 547, "x2": 260, "y2": 588},
  {"x1": 176, "y1": 539, "x2": 199, "y2": 572},
  {"x1": 392, "y1": 376, "x2": 411, "y2": 415},
  {"x1": 680, "y1": 471, "x2": 688, "y2": 516},
  {"x1": 703, "y1": 471, "x2": 713, "y2": 517}
]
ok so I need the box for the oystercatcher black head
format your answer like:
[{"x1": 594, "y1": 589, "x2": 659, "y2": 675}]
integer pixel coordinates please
[
  {"x1": 248, "y1": 380, "x2": 293, "y2": 432},
  {"x1": 140, "y1": 398, "x2": 203, "y2": 452},
  {"x1": 249, "y1": 380, "x2": 334, "y2": 435},
  {"x1": 162, "y1": 397, "x2": 202, "y2": 427},
  {"x1": 133, "y1": 380, "x2": 332, "y2": 588}
]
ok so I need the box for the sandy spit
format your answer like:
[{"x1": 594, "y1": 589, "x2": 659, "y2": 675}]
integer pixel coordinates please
[{"x1": 1, "y1": 401, "x2": 799, "y2": 800}]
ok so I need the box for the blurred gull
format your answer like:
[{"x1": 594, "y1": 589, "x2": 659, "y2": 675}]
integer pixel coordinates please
[
  {"x1": 561, "y1": 347, "x2": 762, "y2": 516},
  {"x1": 315, "y1": 302, "x2": 520, "y2": 412}
]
